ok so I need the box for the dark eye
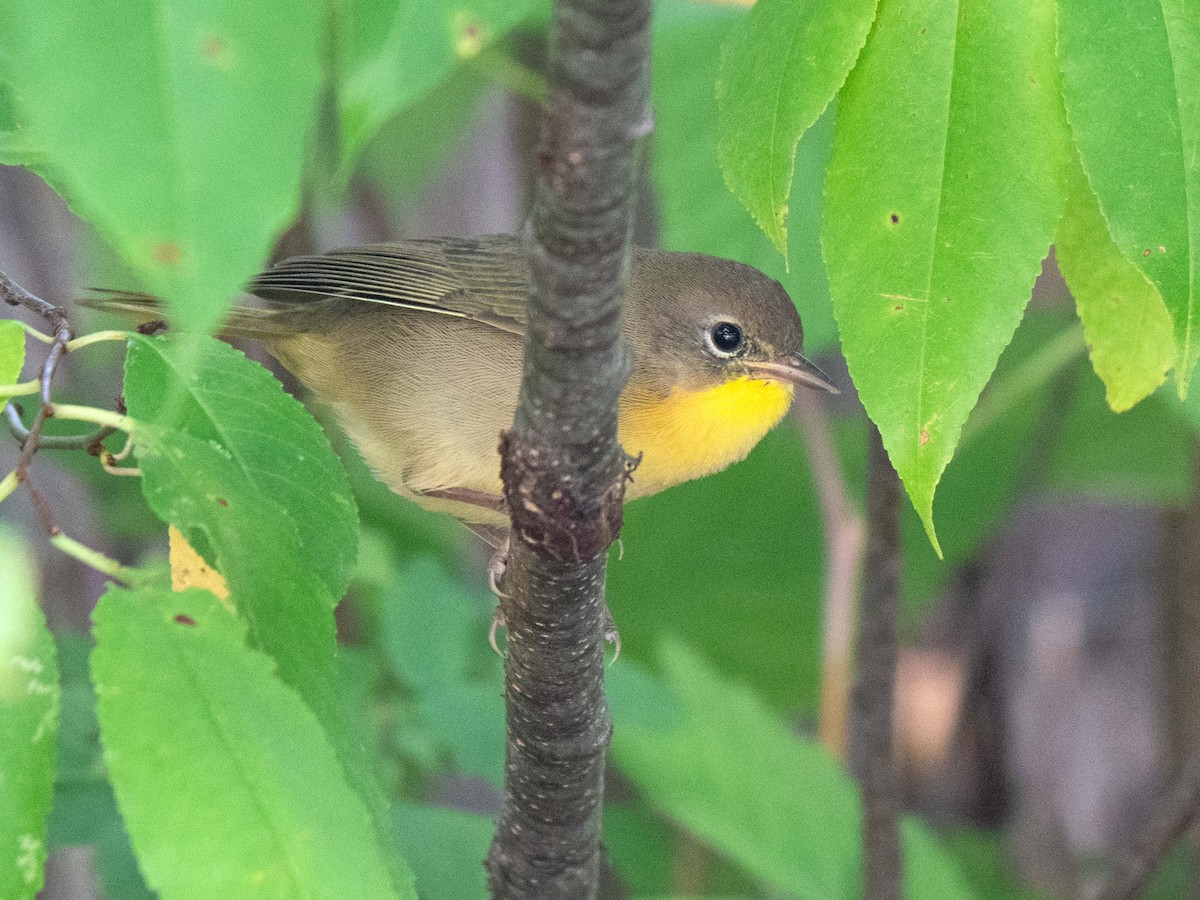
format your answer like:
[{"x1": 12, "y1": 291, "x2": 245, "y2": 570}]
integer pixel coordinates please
[{"x1": 709, "y1": 321, "x2": 744, "y2": 355}]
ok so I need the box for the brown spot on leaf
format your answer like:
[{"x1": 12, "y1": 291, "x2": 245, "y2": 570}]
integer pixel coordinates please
[
  {"x1": 454, "y1": 15, "x2": 485, "y2": 57},
  {"x1": 174, "y1": 614, "x2": 197, "y2": 627},
  {"x1": 216, "y1": 497, "x2": 228, "y2": 508},
  {"x1": 894, "y1": 304, "x2": 905, "y2": 311},
  {"x1": 153, "y1": 241, "x2": 183, "y2": 266},
  {"x1": 1143, "y1": 248, "x2": 1152, "y2": 257},
  {"x1": 890, "y1": 213, "x2": 900, "y2": 224},
  {"x1": 919, "y1": 429, "x2": 930, "y2": 446}
]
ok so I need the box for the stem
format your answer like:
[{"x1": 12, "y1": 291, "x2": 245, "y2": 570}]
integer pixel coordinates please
[
  {"x1": 485, "y1": 0, "x2": 651, "y2": 896},
  {"x1": 20, "y1": 322, "x2": 54, "y2": 344},
  {"x1": 476, "y1": 49, "x2": 549, "y2": 106},
  {"x1": 49, "y1": 403, "x2": 136, "y2": 433},
  {"x1": 49, "y1": 532, "x2": 133, "y2": 583},
  {"x1": 66, "y1": 329, "x2": 129, "y2": 352},
  {"x1": 850, "y1": 424, "x2": 903, "y2": 899},
  {"x1": 0, "y1": 379, "x2": 40, "y2": 397},
  {"x1": 0, "y1": 470, "x2": 16, "y2": 503}
]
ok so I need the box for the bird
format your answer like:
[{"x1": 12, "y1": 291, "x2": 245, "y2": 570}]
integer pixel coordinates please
[{"x1": 89, "y1": 234, "x2": 836, "y2": 604}]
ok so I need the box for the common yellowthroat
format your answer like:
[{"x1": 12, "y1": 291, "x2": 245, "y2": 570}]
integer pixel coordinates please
[{"x1": 93, "y1": 234, "x2": 835, "y2": 543}]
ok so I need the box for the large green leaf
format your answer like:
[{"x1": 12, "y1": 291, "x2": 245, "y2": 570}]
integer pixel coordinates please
[
  {"x1": 92, "y1": 586, "x2": 400, "y2": 900},
  {"x1": 0, "y1": 0, "x2": 323, "y2": 333},
  {"x1": 1057, "y1": 148, "x2": 1175, "y2": 412},
  {"x1": 0, "y1": 319, "x2": 25, "y2": 407},
  {"x1": 336, "y1": 0, "x2": 536, "y2": 177},
  {"x1": 823, "y1": 0, "x2": 1069, "y2": 551},
  {"x1": 717, "y1": 0, "x2": 877, "y2": 259},
  {"x1": 1058, "y1": 0, "x2": 1200, "y2": 394},
  {"x1": 122, "y1": 334, "x2": 409, "y2": 894},
  {"x1": 609, "y1": 643, "x2": 974, "y2": 898},
  {"x1": 654, "y1": 1, "x2": 838, "y2": 353},
  {"x1": 124, "y1": 333, "x2": 358, "y2": 599},
  {"x1": 0, "y1": 527, "x2": 58, "y2": 900}
]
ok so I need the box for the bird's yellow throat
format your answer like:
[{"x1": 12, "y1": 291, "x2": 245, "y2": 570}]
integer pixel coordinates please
[{"x1": 619, "y1": 375, "x2": 795, "y2": 498}]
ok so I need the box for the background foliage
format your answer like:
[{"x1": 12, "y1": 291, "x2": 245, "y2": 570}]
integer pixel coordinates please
[{"x1": 1, "y1": 0, "x2": 1196, "y2": 897}]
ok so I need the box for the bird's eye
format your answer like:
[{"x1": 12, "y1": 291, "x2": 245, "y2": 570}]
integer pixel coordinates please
[{"x1": 709, "y1": 321, "x2": 744, "y2": 355}]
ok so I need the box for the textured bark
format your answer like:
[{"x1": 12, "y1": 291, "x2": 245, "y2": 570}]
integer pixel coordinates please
[
  {"x1": 850, "y1": 426, "x2": 903, "y2": 900},
  {"x1": 484, "y1": 1, "x2": 651, "y2": 898}
]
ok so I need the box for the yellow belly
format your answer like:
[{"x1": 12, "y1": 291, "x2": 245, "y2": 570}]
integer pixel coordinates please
[{"x1": 618, "y1": 376, "x2": 795, "y2": 499}]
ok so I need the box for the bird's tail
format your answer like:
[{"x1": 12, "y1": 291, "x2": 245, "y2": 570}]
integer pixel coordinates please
[{"x1": 79, "y1": 290, "x2": 297, "y2": 339}]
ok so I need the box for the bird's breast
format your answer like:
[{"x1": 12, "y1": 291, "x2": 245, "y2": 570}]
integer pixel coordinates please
[{"x1": 618, "y1": 376, "x2": 795, "y2": 498}]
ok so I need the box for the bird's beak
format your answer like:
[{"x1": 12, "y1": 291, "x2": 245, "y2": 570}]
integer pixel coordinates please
[{"x1": 749, "y1": 353, "x2": 840, "y2": 394}]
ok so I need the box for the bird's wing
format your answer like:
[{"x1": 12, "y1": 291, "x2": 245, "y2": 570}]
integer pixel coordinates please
[{"x1": 249, "y1": 234, "x2": 530, "y2": 335}]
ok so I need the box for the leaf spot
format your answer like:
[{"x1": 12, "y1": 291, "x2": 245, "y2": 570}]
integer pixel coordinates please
[
  {"x1": 1160, "y1": 245, "x2": 1167, "y2": 254},
  {"x1": 17, "y1": 835, "x2": 40, "y2": 883},
  {"x1": 1143, "y1": 248, "x2": 1152, "y2": 257},
  {"x1": 919, "y1": 429, "x2": 930, "y2": 446},
  {"x1": 454, "y1": 14, "x2": 485, "y2": 58},
  {"x1": 200, "y1": 35, "x2": 232, "y2": 69},
  {"x1": 174, "y1": 614, "x2": 197, "y2": 627},
  {"x1": 216, "y1": 497, "x2": 228, "y2": 508},
  {"x1": 153, "y1": 241, "x2": 184, "y2": 266},
  {"x1": 889, "y1": 213, "x2": 900, "y2": 224}
]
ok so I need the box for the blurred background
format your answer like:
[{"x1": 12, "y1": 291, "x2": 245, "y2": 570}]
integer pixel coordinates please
[{"x1": 3, "y1": 2, "x2": 1199, "y2": 897}]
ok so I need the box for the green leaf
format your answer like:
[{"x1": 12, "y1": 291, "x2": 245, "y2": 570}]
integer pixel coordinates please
[
  {"x1": 1058, "y1": 0, "x2": 1200, "y2": 394},
  {"x1": 0, "y1": 0, "x2": 324, "y2": 333},
  {"x1": 0, "y1": 319, "x2": 25, "y2": 406},
  {"x1": 393, "y1": 804, "x2": 491, "y2": 900},
  {"x1": 379, "y1": 560, "x2": 503, "y2": 785},
  {"x1": 124, "y1": 333, "x2": 358, "y2": 599},
  {"x1": 122, "y1": 334, "x2": 411, "y2": 894},
  {"x1": 717, "y1": 0, "x2": 877, "y2": 259},
  {"x1": 654, "y1": 1, "x2": 838, "y2": 353},
  {"x1": 823, "y1": 0, "x2": 1069, "y2": 552},
  {"x1": 0, "y1": 526, "x2": 58, "y2": 900},
  {"x1": 610, "y1": 644, "x2": 974, "y2": 899},
  {"x1": 336, "y1": 0, "x2": 536, "y2": 177},
  {"x1": 92, "y1": 586, "x2": 401, "y2": 900},
  {"x1": 1057, "y1": 148, "x2": 1175, "y2": 412}
]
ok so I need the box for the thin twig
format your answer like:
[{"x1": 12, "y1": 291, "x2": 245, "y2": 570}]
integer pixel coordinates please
[
  {"x1": 1096, "y1": 742, "x2": 1200, "y2": 899},
  {"x1": 4, "y1": 401, "x2": 114, "y2": 451},
  {"x1": 793, "y1": 393, "x2": 865, "y2": 762},
  {"x1": 850, "y1": 424, "x2": 904, "y2": 899}
]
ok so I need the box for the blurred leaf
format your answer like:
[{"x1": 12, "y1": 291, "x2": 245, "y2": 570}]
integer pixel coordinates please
[
  {"x1": 0, "y1": 526, "x2": 58, "y2": 900},
  {"x1": 92, "y1": 586, "x2": 404, "y2": 900},
  {"x1": 1058, "y1": 149, "x2": 1174, "y2": 412},
  {"x1": 941, "y1": 829, "x2": 1045, "y2": 900},
  {"x1": 824, "y1": 0, "x2": 1069, "y2": 551},
  {"x1": 608, "y1": 425, "x2": 827, "y2": 712},
  {"x1": 336, "y1": 0, "x2": 536, "y2": 178},
  {"x1": 653, "y1": 0, "x2": 838, "y2": 353},
  {"x1": 0, "y1": 79, "x2": 40, "y2": 165},
  {"x1": 603, "y1": 803, "x2": 675, "y2": 898},
  {"x1": 357, "y1": 65, "x2": 487, "y2": 217},
  {"x1": 717, "y1": 0, "x2": 876, "y2": 259},
  {"x1": 610, "y1": 644, "x2": 974, "y2": 899},
  {"x1": 0, "y1": 0, "x2": 324, "y2": 333},
  {"x1": 0, "y1": 319, "x2": 25, "y2": 406},
  {"x1": 1058, "y1": 0, "x2": 1200, "y2": 394},
  {"x1": 380, "y1": 559, "x2": 503, "y2": 785},
  {"x1": 124, "y1": 333, "x2": 358, "y2": 599},
  {"x1": 393, "y1": 803, "x2": 492, "y2": 900},
  {"x1": 1049, "y1": 367, "x2": 1193, "y2": 505}
]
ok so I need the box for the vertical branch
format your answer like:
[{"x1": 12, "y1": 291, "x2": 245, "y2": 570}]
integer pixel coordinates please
[
  {"x1": 850, "y1": 424, "x2": 903, "y2": 899},
  {"x1": 485, "y1": 1, "x2": 651, "y2": 899}
]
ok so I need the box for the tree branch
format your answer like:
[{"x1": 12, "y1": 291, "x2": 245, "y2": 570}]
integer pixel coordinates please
[
  {"x1": 850, "y1": 424, "x2": 903, "y2": 899},
  {"x1": 484, "y1": 1, "x2": 651, "y2": 898}
]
